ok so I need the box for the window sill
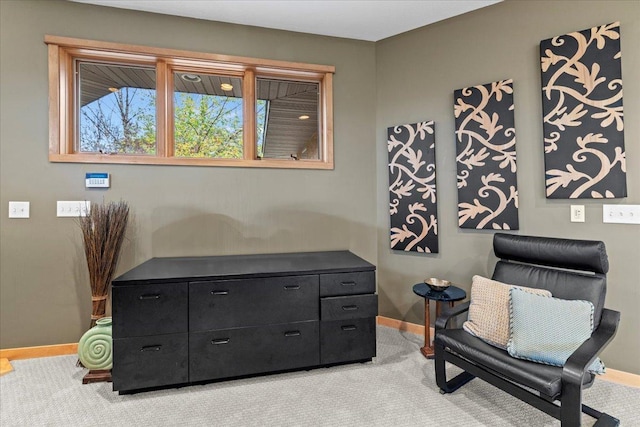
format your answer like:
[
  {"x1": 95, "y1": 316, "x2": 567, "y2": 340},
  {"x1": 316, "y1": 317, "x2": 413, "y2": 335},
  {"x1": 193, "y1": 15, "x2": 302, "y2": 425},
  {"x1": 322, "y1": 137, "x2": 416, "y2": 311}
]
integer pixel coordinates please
[{"x1": 48, "y1": 154, "x2": 334, "y2": 170}]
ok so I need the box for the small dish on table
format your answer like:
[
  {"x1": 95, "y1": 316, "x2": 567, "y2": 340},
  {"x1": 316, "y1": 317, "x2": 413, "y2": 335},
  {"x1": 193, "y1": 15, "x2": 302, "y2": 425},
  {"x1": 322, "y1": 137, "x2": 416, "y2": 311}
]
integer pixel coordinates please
[{"x1": 425, "y1": 278, "x2": 451, "y2": 292}]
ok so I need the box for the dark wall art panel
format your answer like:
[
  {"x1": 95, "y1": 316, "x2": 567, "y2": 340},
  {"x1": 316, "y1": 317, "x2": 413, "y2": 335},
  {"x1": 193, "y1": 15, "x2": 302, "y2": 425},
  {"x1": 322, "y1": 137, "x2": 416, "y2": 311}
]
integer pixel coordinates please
[
  {"x1": 387, "y1": 121, "x2": 438, "y2": 253},
  {"x1": 541, "y1": 22, "x2": 626, "y2": 199},
  {"x1": 454, "y1": 80, "x2": 519, "y2": 230}
]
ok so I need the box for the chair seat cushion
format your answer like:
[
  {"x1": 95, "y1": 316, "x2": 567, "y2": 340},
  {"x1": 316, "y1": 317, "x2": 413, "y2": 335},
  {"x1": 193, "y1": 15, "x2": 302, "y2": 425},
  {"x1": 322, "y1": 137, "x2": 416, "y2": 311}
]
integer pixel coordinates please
[{"x1": 435, "y1": 328, "x2": 595, "y2": 398}]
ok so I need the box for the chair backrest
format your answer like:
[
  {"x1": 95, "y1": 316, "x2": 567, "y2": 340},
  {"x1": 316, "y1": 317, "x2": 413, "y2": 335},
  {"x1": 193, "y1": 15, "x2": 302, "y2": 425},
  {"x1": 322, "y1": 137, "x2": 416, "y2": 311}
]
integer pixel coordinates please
[{"x1": 491, "y1": 233, "x2": 608, "y2": 328}]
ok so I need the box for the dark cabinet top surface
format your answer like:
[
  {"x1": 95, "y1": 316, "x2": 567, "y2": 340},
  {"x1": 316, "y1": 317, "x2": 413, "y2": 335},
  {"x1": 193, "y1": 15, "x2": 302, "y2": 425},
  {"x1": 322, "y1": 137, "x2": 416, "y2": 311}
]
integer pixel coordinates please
[{"x1": 113, "y1": 250, "x2": 375, "y2": 286}]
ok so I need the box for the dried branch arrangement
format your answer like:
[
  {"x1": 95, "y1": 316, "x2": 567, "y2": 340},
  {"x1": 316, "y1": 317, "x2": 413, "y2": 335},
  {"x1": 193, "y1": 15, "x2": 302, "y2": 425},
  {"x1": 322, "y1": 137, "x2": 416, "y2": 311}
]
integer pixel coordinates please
[{"x1": 79, "y1": 200, "x2": 130, "y2": 327}]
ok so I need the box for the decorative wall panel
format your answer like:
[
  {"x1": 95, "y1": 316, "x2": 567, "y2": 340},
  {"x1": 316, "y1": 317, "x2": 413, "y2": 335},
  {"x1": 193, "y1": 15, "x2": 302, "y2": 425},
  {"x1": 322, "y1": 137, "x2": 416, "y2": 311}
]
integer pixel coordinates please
[
  {"x1": 387, "y1": 121, "x2": 438, "y2": 253},
  {"x1": 454, "y1": 80, "x2": 519, "y2": 230},
  {"x1": 541, "y1": 22, "x2": 626, "y2": 199}
]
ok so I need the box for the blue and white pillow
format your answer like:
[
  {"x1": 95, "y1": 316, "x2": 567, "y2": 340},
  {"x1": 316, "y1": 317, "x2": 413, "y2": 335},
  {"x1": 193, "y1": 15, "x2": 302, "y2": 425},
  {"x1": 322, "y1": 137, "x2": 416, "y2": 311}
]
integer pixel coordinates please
[{"x1": 507, "y1": 288, "x2": 605, "y2": 375}]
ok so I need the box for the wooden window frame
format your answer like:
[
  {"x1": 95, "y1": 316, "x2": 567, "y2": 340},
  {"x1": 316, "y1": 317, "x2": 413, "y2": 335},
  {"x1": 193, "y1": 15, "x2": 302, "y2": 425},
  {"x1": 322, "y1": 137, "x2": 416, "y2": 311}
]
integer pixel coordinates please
[{"x1": 45, "y1": 35, "x2": 335, "y2": 169}]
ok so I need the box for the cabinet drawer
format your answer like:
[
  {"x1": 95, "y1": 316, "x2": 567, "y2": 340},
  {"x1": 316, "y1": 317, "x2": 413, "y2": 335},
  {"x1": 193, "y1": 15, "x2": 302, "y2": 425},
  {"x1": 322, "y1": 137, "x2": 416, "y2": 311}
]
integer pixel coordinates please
[
  {"x1": 320, "y1": 271, "x2": 375, "y2": 297},
  {"x1": 112, "y1": 333, "x2": 188, "y2": 392},
  {"x1": 320, "y1": 317, "x2": 376, "y2": 365},
  {"x1": 112, "y1": 282, "x2": 188, "y2": 338},
  {"x1": 321, "y1": 294, "x2": 377, "y2": 321},
  {"x1": 189, "y1": 275, "x2": 319, "y2": 331},
  {"x1": 189, "y1": 321, "x2": 319, "y2": 382}
]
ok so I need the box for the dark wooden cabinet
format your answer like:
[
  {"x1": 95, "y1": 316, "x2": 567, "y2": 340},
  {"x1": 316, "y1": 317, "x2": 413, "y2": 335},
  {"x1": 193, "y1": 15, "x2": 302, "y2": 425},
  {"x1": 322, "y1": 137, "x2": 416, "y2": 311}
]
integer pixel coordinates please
[{"x1": 111, "y1": 250, "x2": 376, "y2": 393}]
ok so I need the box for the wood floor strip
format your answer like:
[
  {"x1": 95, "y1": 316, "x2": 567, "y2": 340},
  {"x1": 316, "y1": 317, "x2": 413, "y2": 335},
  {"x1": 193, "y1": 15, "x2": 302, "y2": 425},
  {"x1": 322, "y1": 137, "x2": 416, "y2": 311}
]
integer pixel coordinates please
[
  {"x1": 0, "y1": 343, "x2": 77, "y2": 361},
  {"x1": 377, "y1": 315, "x2": 429, "y2": 336},
  {"x1": 0, "y1": 358, "x2": 13, "y2": 376},
  {"x1": 376, "y1": 315, "x2": 639, "y2": 388},
  {"x1": 599, "y1": 368, "x2": 640, "y2": 388}
]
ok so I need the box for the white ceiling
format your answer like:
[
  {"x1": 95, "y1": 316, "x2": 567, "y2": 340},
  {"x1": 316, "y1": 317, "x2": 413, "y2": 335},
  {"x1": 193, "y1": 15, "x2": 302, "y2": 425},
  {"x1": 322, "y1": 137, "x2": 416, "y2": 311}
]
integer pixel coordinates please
[{"x1": 71, "y1": 0, "x2": 501, "y2": 42}]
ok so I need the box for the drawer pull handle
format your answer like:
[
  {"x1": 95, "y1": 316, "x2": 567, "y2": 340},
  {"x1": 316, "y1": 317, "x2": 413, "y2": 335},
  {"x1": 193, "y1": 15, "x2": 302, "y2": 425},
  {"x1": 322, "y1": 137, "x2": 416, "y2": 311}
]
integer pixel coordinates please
[
  {"x1": 341, "y1": 281, "x2": 357, "y2": 287},
  {"x1": 342, "y1": 325, "x2": 357, "y2": 331},
  {"x1": 211, "y1": 338, "x2": 230, "y2": 345},
  {"x1": 284, "y1": 330, "x2": 301, "y2": 337},
  {"x1": 141, "y1": 345, "x2": 162, "y2": 352},
  {"x1": 139, "y1": 294, "x2": 160, "y2": 300},
  {"x1": 211, "y1": 290, "x2": 229, "y2": 296},
  {"x1": 342, "y1": 305, "x2": 358, "y2": 311},
  {"x1": 284, "y1": 285, "x2": 300, "y2": 290}
]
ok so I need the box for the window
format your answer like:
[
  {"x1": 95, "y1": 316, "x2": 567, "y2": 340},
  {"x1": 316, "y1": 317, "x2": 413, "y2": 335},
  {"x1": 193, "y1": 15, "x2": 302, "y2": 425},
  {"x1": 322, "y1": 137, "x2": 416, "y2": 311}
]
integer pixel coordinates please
[
  {"x1": 46, "y1": 36, "x2": 334, "y2": 169},
  {"x1": 78, "y1": 61, "x2": 157, "y2": 155},
  {"x1": 172, "y1": 72, "x2": 243, "y2": 159},
  {"x1": 257, "y1": 78, "x2": 320, "y2": 160}
]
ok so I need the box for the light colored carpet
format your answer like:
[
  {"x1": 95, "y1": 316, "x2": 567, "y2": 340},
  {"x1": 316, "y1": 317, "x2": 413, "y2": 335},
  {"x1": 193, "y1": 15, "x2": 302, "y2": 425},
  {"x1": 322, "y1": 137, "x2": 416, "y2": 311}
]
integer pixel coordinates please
[{"x1": 1, "y1": 326, "x2": 638, "y2": 426}]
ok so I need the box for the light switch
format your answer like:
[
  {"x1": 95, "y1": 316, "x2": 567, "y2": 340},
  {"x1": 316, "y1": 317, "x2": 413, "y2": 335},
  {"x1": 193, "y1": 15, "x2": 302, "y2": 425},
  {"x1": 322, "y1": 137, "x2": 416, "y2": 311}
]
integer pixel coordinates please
[
  {"x1": 57, "y1": 201, "x2": 91, "y2": 217},
  {"x1": 8, "y1": 201, "x2": 30, "y2": 218},
  {"x1": 603, "y1": 204, "x2": 640, "y2": 225}
]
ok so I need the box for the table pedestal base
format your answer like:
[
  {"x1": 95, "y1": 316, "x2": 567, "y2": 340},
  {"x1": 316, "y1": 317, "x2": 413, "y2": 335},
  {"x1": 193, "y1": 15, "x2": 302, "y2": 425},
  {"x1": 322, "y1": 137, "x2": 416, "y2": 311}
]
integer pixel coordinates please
[
  {"x1": 420, "y1": 346, "x2": 435, "y2": 359},
  {"x1": 412, "y1": 282, "x2": 467, "y2": 360},
  {"x1": 421, "y1": 299, "x2": 454, "y2": 360}
]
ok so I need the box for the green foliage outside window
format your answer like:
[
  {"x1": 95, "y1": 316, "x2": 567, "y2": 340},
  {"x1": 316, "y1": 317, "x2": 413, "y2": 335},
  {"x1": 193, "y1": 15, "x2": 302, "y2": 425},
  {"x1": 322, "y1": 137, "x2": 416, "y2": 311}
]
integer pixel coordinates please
[
  {"x1": 174, "y1": 93, "x2": 243, "y2": 159},
  {"x1": 80, "y1": 90, "x2": 265, "y2": 159},
  {"x1": 80, "y1": 88, "x2": 156, "y2": 155}
]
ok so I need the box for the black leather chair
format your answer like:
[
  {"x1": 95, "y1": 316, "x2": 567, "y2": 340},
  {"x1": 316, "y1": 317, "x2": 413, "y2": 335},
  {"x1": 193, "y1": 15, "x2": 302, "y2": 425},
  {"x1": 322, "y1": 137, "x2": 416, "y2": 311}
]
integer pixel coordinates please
[{"x1": 434, "y1": 233, "x2": 621, "y2": 426}]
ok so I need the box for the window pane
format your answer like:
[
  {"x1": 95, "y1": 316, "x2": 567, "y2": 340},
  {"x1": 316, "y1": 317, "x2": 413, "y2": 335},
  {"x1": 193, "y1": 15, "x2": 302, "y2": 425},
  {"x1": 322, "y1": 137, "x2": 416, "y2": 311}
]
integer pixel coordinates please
[
  {"x1": 174, "y1": 73, "x2": 243, "y2": 159},
  {"x1": 256, "y1": 78, "x2": 319, "y2": 160},
  {"x1": 78, "y1": 62, "x2": 156, "y2": 154},
  {"x1": 256, "y1": 99, "x2": 268, "y2": 158}
]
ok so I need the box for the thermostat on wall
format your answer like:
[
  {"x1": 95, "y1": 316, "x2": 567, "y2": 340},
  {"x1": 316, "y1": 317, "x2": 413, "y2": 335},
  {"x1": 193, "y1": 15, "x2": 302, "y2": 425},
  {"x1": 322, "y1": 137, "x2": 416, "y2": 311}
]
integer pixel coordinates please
[{"x1": 85, "y1": 173, "x2": 110, "y2": 188}]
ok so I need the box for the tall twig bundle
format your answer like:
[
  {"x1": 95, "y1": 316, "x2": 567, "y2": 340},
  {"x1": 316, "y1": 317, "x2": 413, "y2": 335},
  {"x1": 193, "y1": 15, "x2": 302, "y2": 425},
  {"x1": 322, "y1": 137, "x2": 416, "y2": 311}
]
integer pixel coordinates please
[{"x1": 79, "y1": 200, "x2": 130, "y2": 328}]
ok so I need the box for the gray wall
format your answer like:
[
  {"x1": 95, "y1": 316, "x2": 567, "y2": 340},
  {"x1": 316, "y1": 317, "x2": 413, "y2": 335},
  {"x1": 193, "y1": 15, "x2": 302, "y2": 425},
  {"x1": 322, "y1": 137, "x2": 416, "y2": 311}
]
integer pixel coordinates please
[
  {"x1": 376, "y1": 0, "x2": 639, "y2": 374},
  {"x1": 0, "y1": 1, "x2": 377, "y2": 347},
  {"x1": 1, "y1": 0, "x2": 638, "y2": 375}
]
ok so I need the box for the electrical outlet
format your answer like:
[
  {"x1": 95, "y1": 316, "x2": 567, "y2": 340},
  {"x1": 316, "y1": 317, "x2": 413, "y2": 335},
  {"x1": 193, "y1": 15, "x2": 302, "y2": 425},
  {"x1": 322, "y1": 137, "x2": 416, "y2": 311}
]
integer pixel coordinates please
[
  {"x1": 570, "y1": 205, "x2": 585, "y2": 223},
  {"x1": 603, "y1": 204, "x2": 640, "y2": 225},
  {"x1": 57, "y1": 201, "x2": 91, "y2": 217},
  {"x1": 8, "y1": 201, "x2": 30, "y2": 218}
]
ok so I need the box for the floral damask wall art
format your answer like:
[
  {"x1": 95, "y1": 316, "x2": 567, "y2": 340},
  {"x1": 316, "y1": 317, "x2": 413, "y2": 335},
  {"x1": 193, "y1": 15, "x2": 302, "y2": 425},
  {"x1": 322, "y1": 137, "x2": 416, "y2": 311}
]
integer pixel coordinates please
[
  {"x1": 454, "y1": 80, "x2": 519, "y2": 230},
  {"x1": 541, "y1": 22, "x2": 626, "y2": 199},
  {"x1": 387, "y1": 121, "x2": 438, "y2": 253}
]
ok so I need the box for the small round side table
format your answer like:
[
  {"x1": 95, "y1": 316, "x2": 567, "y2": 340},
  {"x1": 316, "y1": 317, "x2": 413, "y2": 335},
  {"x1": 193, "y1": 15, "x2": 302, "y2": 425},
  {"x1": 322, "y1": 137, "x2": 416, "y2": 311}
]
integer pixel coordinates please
[{"x1": 412, "y1": 283, "x2": 466, "y2": 359}]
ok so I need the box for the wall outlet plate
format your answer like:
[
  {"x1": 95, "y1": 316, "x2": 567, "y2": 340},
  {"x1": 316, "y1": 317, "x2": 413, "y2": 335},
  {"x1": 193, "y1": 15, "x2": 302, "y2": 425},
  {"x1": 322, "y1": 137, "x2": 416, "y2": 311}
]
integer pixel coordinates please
[{"x1": 570, "y1": 205, "x2": 585, "y2": 223}]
